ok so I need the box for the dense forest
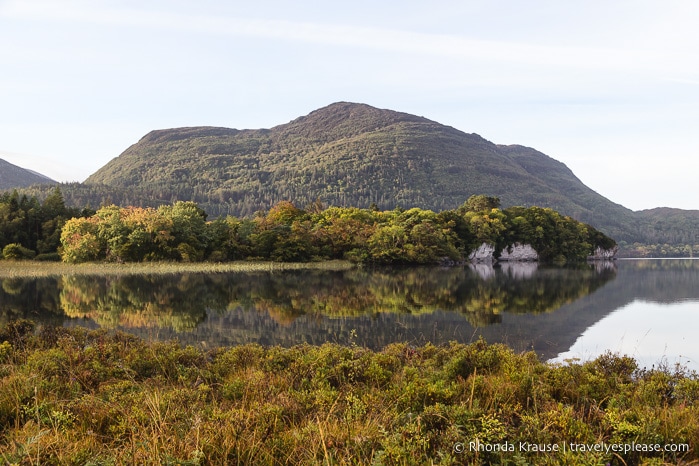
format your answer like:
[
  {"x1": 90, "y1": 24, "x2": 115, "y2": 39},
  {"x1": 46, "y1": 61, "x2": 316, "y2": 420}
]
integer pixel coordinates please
[
  {"x1": 0, "y1": 191, "x2": 616, "y2": 264},
  {"x1": 0, "y1": 188, "x2": 92, "y2": 261},
  {"x1": 58, "y1": 196, "x2": 615, "y2": 264},
  {"x1": 15, "y1": 182, "x2": 698, "y2": 258}
]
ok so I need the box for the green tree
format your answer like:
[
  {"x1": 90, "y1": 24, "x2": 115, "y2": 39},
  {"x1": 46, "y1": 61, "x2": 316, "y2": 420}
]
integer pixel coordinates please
[
  {"x1": 159, "y1": 201, "x2": 209, "y2": 261},
  {"x1": 120, "y1": 207, "x2": 174, "y2": 261},
  {"x1": 206, "y1": 216, "x2": 248, "y2": 261},
  {"x1": 459, "y1": 195, "x2": 501, "y2": 213},
  {"x1": 406, "y1": 221, "x2": 459, "y2": 263},
  {"x1": 367, "y1": 224, "x2": 408, "y2": 263},
  {"x1": 311, "y1": 207, "x2": 377, "y2": 259},
  {"x1": 463, "y1": 208, "x2": 507, "y2": 249}
]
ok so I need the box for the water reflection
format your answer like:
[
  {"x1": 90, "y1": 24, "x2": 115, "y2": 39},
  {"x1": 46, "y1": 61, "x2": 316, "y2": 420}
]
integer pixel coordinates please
[
  {"x1": 552, "y1": 259, "x2": 699, "y2": 369},
  {"x1": 0, "y1": 262, "x2": 616, "y2": 352},
  {"x1": 2, "y1": 259, "x2": 695, "y2": 367},
  {"x1": 555, "y1": 300, "x2": 699, "y2": 370}
]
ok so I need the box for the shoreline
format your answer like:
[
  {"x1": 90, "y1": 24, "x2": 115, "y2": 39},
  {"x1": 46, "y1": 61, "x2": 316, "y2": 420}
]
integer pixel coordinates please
[{"x1": 0, "y1": 260, "x2": 355, "y2": 278}]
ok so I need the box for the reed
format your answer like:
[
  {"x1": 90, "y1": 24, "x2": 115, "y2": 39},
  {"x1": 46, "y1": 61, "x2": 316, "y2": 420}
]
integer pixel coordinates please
[{"x1": 0, "y1": 260, "x2": 354, "y2": 278}]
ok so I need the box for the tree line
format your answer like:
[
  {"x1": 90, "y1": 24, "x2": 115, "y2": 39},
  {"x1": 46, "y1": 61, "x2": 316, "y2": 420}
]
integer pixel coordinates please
[
  {"x1": 15, "y1": 181, "x2": 699, "y2": 251},
  {"x1": 57, "y1": 194, "x2": 614, "y2": 264},
  {"x1": 0, "y1": 190, "x2": 615, "y2": 264}
]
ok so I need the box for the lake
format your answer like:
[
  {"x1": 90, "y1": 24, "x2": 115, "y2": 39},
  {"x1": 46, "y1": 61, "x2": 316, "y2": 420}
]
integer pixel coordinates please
[{"x1": 1, "y1": 259, "x2": 697, "y2": 370}]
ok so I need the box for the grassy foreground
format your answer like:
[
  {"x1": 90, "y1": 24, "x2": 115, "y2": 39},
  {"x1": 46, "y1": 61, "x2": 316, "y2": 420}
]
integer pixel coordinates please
[{"x1": 0, "y1": 321, "x2": 698, "y2": 465}]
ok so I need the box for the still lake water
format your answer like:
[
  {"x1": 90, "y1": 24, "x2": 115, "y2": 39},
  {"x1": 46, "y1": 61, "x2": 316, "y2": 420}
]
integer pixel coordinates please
[{"x1": 1, "y1": 259, "x2": 698, "y2": 370}]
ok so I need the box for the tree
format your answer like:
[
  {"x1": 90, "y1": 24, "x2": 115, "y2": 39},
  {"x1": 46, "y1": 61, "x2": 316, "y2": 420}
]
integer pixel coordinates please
[
  {"x1": 60, "y1": 217, "x2": 103, "y2": 263},
  {"x1": 311, "y1": 207, "x2": 377, "y2": 259},
  {"x1": 407, "y1": 221, "x2": 460, "y2": 263},
  {"x1": 367, "y1": 224, "x2": 408, "y2": 263},
  {"x1": 120, "y1": 207, "x2": 174, "y2": 261},
  {"x1": 206, "y1": 216, "x2": 247, "y2": 261},
  {"x1": 159, "y1": 202, "x2": 209, "y2": 261},
  {"x1": 459, "y1": 195, "x2": 501, "y2": 213},
  {"x1": 42, "y1": 187, "x2": 67, "y2": 219},
  {"x1": 264, "y1": 201, "x2": 304, "y2": 226},
  {"x1": 463, "y1": 208, "x2": 507, "y2": 249}
]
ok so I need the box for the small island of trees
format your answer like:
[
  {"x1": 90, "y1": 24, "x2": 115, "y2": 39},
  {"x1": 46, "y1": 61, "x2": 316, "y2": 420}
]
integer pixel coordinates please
[{"x1": 1, "y1": 189, "x2": 615, "y2": 265}]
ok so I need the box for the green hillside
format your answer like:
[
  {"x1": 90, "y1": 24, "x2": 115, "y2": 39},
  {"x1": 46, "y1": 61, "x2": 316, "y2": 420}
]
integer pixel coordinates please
[{"x1": 85, "y1": 102, "x2": 640, "y2": 241}]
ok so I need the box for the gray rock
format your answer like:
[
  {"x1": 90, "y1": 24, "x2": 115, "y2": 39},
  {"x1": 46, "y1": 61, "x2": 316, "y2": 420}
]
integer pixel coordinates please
[
  {"x1": 499, "y1": 243, "x2": 539, "y2": 262},
  {"x1": 468, "y1": 243, "x2": 496, "y2": 262}
]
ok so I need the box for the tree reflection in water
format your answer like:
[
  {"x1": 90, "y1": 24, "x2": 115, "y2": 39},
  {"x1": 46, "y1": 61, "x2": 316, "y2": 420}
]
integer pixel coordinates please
[{"x1": 0, "y1": 262, "x2": 616, "y2": 332}]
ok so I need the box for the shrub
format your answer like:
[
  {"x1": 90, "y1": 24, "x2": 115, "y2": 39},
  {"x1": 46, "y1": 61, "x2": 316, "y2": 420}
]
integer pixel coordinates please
[{"x1": 2, "y1": 243, "x2": 36, "y2": 260}]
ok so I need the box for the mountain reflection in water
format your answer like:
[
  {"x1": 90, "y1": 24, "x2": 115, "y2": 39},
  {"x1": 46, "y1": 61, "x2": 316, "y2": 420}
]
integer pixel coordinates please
[{"x1": 553, "y1": 259, "x2": 699, "y2": 370}]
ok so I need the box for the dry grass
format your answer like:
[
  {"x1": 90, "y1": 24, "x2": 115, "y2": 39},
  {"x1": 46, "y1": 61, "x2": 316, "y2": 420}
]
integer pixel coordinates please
[{"x1": 0, "y1": 260, "x2": 354, "y2": 278}]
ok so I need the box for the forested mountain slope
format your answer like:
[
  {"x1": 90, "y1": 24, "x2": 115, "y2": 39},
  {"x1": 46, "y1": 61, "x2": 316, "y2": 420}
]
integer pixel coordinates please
[
  {"x1": 634, "y1": 208, "x2": 699, "y2": 246},
  {"x1": 85, "y1": 102, "x2": 639, "y2": 241}
]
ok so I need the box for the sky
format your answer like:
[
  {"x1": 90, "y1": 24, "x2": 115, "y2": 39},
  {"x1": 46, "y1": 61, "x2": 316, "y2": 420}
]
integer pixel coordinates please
[{"x1": 1, "y1": 0, "x2": 698, "y2": 211}]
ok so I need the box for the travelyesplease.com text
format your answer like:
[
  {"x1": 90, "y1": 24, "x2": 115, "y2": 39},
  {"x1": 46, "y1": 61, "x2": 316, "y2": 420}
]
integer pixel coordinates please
[{"x1": 453, "y1": 440, "x2": 689, "y2": 455}]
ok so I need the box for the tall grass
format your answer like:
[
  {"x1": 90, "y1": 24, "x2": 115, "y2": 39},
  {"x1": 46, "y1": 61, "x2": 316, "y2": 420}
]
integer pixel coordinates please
[
  {"x1": 0, "y1": 321, "x2": 697, "y2": 465},
  {"x1": 0, "y1": 260, "x2": 354, "y2": 278}
]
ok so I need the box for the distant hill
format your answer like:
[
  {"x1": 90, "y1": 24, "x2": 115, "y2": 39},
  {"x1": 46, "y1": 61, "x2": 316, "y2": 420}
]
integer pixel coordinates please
[
  {"x1": 0, "y1": 158, "x2": 55, "y2": 190},
  {"x1": 85, "y1": 102, "x2": 640, "y2": 242},
  {"x1": 634, "y1": 207, "x2": 699, "y2": 245}
]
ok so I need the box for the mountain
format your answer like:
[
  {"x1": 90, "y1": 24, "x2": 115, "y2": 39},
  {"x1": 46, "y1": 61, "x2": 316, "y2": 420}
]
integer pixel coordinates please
[
  {"x1": 0, "y1": 158, "x2": 55, "y2": 190},
  {"x1": 86, "y1": 102, "x2": 639, "y2": 241}
]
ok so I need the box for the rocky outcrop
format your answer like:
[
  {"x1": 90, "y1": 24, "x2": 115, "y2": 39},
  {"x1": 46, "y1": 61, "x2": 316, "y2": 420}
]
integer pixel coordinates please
[
  {"x1": 498, "y1": 243, "x2": 539, "y2": 262},
  {"x1": 468, "y1": 242, "x2": 618, "y2": 263},
  {"x1": 587, "y1": 245, "x2": 618, "y2": 261},
  {"x1": 468, "y1": 243, "x2": 496, "y2": 262},
  {"x1": 469, "y1": 242, "x2": 539, "y2": 263}
]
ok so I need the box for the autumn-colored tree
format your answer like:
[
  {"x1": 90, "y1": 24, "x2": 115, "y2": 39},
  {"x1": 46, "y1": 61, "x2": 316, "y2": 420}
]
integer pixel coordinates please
[
  {"x1": 311, "y1": 207, "x2": 377, "y2": 259},
  {"x1": 60, "y1": 217, "x2": 103, "y2": 263}
]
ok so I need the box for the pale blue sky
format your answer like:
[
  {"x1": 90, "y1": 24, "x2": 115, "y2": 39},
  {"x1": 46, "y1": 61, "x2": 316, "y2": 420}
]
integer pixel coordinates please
[{"x1": 2, "y1": 0, "x2": 698, "y2": 211}]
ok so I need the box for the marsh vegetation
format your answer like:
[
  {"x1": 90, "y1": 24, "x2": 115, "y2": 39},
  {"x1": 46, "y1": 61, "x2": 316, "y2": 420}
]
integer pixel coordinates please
[{"x1": 0, "y1": 321, "x2": 697, "y2": 465}]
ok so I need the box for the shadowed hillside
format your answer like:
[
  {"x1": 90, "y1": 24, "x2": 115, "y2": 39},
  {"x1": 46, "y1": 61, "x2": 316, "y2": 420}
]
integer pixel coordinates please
[{"x1": 0, "y1": 158, "x2": 55, "y2": 190}]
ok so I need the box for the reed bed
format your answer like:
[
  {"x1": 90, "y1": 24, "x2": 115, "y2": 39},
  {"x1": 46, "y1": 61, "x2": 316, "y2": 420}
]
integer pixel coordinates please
[{"x1": 0, "y1": 260, "x2": 354, "y2": 278}]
